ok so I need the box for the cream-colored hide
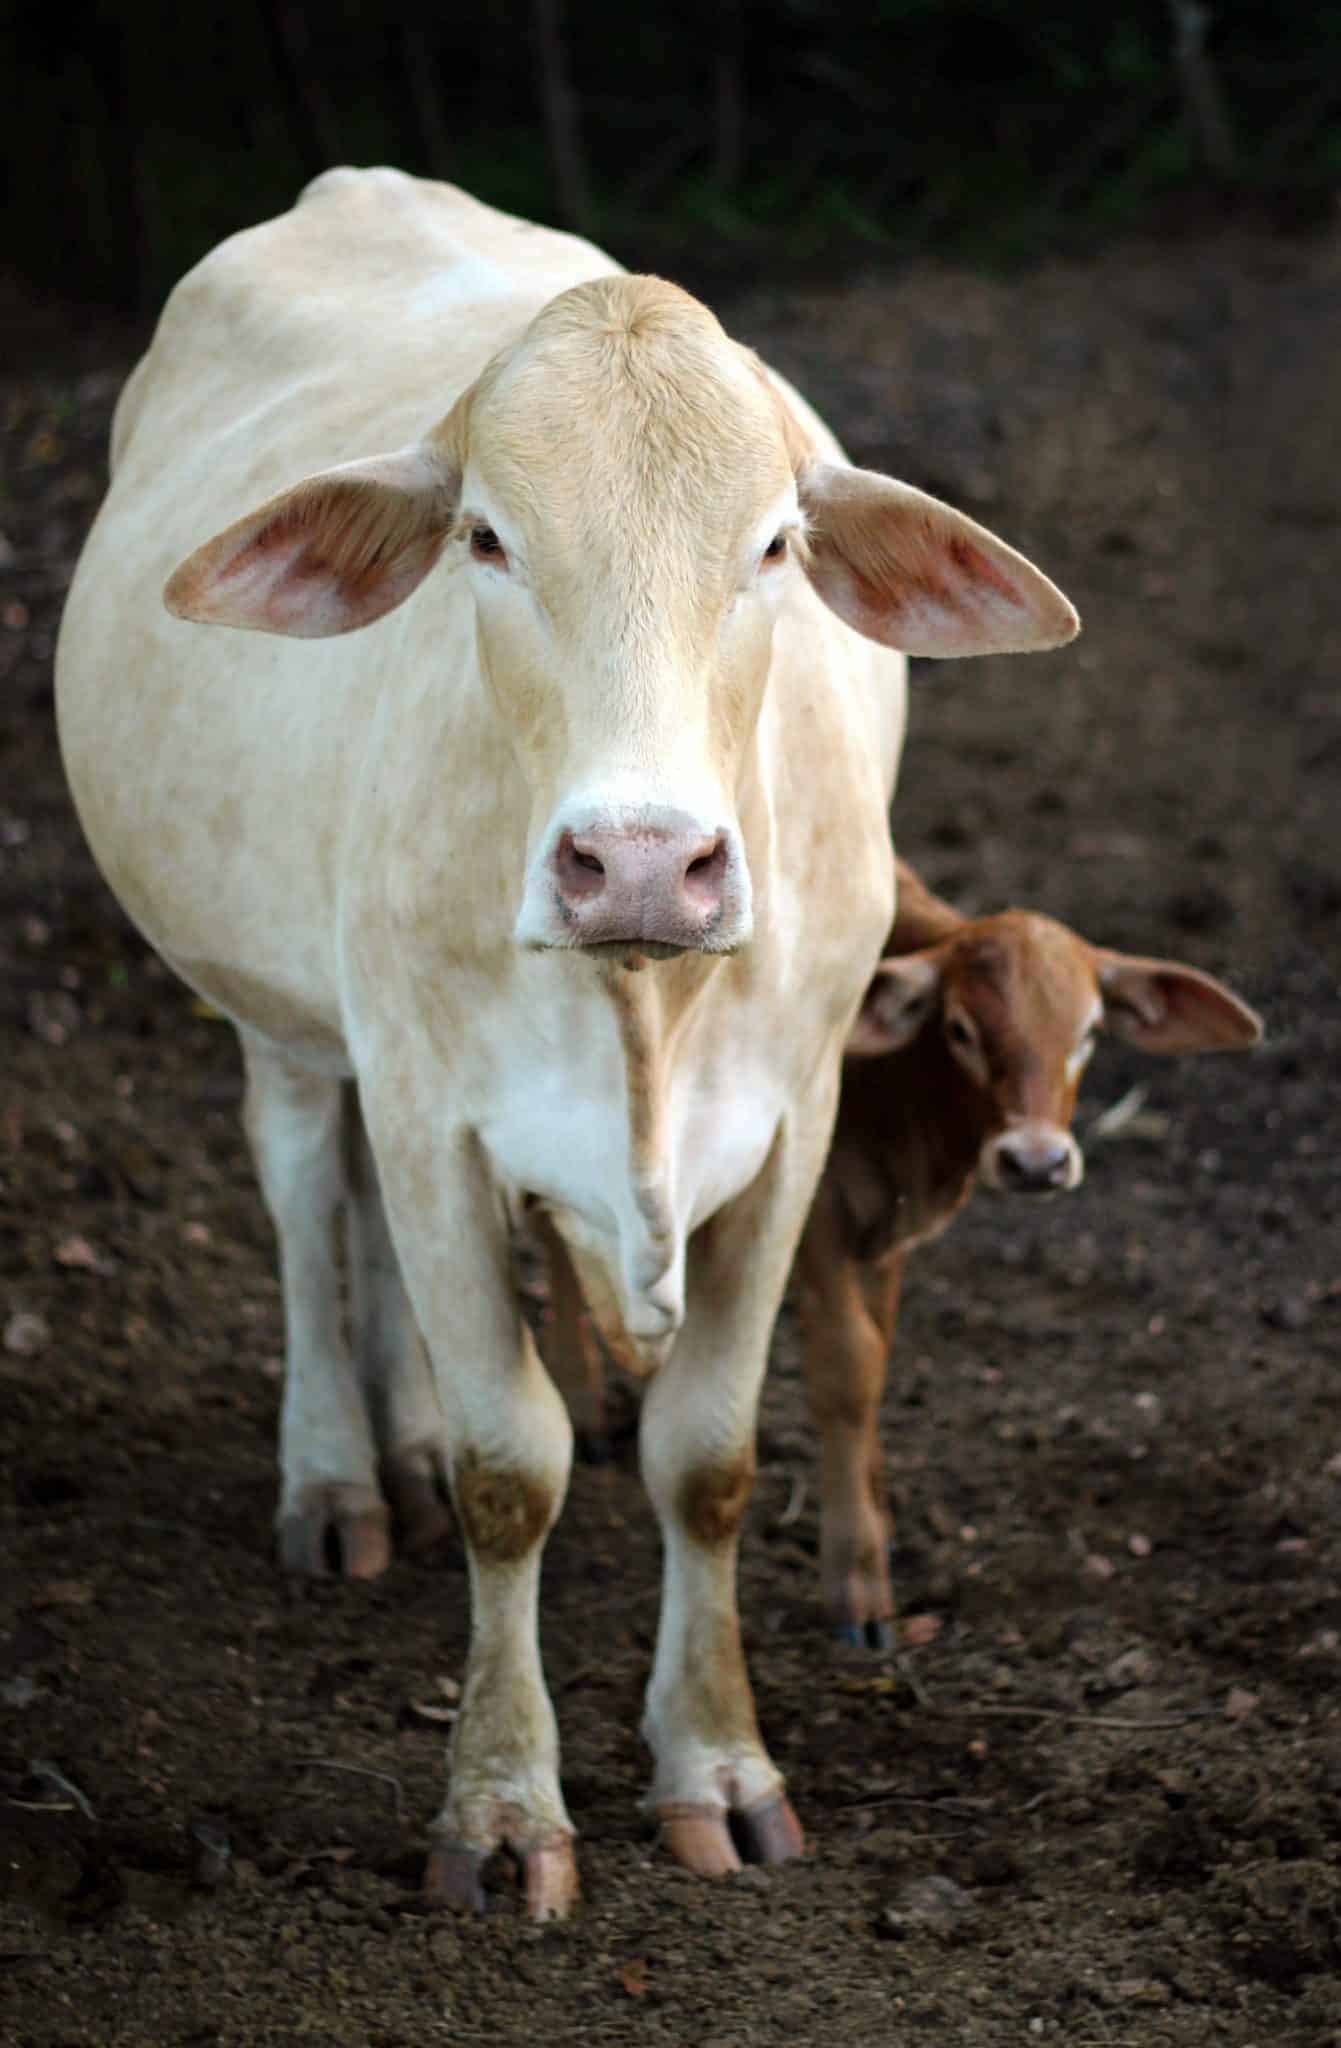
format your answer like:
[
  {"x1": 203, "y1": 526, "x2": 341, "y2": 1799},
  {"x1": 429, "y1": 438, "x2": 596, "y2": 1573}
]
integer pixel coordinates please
[{"x1": 56, "y1": 168, "x2": 1078, "y2": 1918}]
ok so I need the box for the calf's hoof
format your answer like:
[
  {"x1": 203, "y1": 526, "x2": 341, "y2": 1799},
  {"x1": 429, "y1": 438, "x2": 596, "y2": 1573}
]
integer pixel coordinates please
[
  {"x1": 657, "y1": 1792, "x2": 805, "y2": 1877},
  {"x1": 277, "y1": 1485, "x2": 391, "y2": 1579},
  {"x1": 834, "y1": 1616, "x2": 897, "y2": 1653}
]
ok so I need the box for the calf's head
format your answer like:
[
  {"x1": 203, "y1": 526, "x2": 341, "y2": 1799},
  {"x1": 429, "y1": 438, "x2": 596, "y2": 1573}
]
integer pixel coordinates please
[
  {"x1": 846, "y1": 910, "x2": 1262, "y2": 1192},
  {"x1": 165, "y1": 275, "x2": 1078, "y2": 960}
]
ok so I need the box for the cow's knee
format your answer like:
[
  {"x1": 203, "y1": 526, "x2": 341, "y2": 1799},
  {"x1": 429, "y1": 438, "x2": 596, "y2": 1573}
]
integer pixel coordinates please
[
  {"x1": 677, "y1": 1451, "x2": 755, "y2": 1547},
  {"x1": 453, "y1": 1448, "x2": 563, "y2": 1564}
]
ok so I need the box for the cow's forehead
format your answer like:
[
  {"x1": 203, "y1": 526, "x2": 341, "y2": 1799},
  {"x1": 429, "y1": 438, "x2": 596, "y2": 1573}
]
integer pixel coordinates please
[{"x1": 467, "y1": 275, "x2": 793, "y2": 525}]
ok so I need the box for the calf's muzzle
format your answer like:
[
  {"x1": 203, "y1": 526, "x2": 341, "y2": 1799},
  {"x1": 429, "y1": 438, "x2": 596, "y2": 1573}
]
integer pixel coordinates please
[{"x1": 982, "y1": 1124, "x2": 1083, "y2": 1195}]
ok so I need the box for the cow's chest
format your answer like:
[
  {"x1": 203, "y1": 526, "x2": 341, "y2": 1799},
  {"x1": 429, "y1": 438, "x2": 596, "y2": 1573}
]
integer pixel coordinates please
[{"x1": 476, "y1": 1003, "x2": 787, "y2": 1351}]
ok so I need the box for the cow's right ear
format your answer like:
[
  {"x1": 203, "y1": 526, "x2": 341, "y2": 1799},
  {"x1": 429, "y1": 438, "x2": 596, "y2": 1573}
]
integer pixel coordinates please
[
  {"x1": 164, "y1": 442, "x2": 461, "y2": 638},
  {"x1": 845, "y1": 952, "x2": 942, "y2": 1057}
]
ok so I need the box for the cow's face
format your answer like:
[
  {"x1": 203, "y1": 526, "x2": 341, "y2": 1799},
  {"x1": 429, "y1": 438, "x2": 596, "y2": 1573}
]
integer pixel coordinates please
[
  {"x1": 847, "y1": 910, "x2": 1263, "y2": 1193},
  {"x1": 165, "y1": 275, "x2": 1080, "y2": 962},
  {"x1": 449, "y1": 284, "x2": 798, "y2": 959}
]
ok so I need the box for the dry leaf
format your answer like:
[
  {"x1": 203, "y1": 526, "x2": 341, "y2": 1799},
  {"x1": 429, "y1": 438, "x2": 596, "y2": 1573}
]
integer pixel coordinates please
[
  {"x1": 1225, "y1": 1686, "x2": 1260, "y2": 1722},
  {"x1": 53, "y1": 1235, "x2": 113, "y2": 1277},
  {"x1": 33, "y1": 1578, "x2": 94, "y2": 1609},
  {"x1": 618, "y1": 1958, "x2": 648, "y2": 1998},
  {"x1": 901, "y1": 1612, "x2": 942, "y2": 1647}
]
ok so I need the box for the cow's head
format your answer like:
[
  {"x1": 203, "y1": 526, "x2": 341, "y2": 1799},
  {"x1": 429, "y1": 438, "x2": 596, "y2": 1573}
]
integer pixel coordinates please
[
  {"x1": 846, "y1": 910, "x2": 1262, "y2": 1192},
  {"x1": 165, "y1": 276, "x2": 1078, "y2": 960}
]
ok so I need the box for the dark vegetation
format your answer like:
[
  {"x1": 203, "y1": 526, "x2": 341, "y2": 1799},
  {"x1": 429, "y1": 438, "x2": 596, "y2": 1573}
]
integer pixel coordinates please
[{"x1": 4, "y1": 0, "x2": 1339, "y2": 318}]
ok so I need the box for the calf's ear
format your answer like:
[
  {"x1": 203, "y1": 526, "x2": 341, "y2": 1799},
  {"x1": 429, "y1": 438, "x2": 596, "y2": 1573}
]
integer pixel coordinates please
[
  {"x1": 1096, "y1": 953, "x2": 1264, "y2": 1054},
  {"x1": 164, "y1": 442, "x2": 461, "y2": 638},
  {"x1": 845, "y1": 952, "x2": 943, "y2": 1057},
  {"x1": 798, "y1": 461, "x2": 1079, "y2": 658}
]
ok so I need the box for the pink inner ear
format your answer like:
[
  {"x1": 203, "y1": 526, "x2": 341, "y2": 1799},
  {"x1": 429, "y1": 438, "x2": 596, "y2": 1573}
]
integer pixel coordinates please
[{"x1": 947, "y1": 534, "x2": 1023, "y2": 604}]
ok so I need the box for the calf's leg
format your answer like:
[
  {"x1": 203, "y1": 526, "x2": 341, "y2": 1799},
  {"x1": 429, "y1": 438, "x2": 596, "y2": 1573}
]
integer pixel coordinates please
[
  {"x1": 240, "y1": 1032, "x2": 389, "y2": 1578},
  {"x1": 795, "y1": 1199, "x2": 900, "y2": 1646}
]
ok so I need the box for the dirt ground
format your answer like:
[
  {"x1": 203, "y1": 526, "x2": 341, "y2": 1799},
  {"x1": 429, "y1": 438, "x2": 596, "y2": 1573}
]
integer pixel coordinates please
[{"x1": 2, "y1": 217, "x2": 1340, "y2": 2048}]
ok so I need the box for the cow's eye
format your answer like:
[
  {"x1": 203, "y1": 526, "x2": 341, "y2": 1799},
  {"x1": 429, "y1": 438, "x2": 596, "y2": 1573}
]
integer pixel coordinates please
[
  {"x1": 947, "y1": 1014, "x2": 976, "y2": 1049},
  {"x1": 762, "y1": 531, "x2": 787, "y2": 562},
  {"x1": 470, "y1": 525, "x2": 506, "y2": 564}
]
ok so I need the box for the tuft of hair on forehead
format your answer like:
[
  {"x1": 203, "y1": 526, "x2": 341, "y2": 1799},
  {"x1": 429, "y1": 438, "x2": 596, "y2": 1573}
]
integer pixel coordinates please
[
  {"x1": 475, "y1": 274, "x2": 768, "y2": 457},
  {"x1": 536, "y1": 274, "x2": 730, "y2": 352}
]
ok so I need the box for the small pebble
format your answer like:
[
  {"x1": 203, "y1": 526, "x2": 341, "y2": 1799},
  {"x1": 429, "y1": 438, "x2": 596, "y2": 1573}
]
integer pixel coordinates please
[{"x1": 4, "y1": 1310, "x2": 50, "y2": 1358}]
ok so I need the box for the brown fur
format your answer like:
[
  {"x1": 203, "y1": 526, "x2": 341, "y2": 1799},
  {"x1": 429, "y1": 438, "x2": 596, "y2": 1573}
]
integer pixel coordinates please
[
  {"x1": 679, "y1": 1454, "x2": 756, "y2": 1548},
  {"x1": 453, "y1": 1449, "x2": 555, "y2": 1566}
]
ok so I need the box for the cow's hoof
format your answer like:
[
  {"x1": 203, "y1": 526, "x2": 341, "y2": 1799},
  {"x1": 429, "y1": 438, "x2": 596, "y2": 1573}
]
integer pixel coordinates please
[
  {"x1": 523, "y1": 1836, "x2": 580, "y2": 1921},
  {"x1": 382, "y1": 1458, "x2": 454, "y2": 1558},
  {"x1": 735, "y1": 1792, "x2": 805, "y2": 1866},
  {"x1": 277, "y1": 1490, "x2": 392, "y2": 1579},
  {"x1": 423, "y1": 1843, "x2": 489, "y2": 1914},
  {"x1": 424, "y1": 1831, "x2": 578, "y2": 1922},
  {"x1": 656, "y1": 1794, "x2": 805, "y2": 1877}
]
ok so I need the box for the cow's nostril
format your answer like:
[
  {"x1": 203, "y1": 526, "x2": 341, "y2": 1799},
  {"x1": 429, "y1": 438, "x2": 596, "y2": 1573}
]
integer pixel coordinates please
[{"x1": 683, "y1": 836, "x2": 727, "y2": 900}]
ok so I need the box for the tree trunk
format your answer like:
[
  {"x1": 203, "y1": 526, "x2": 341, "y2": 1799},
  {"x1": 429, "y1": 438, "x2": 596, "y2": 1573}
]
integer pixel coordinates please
[{"x1": 531, "y1": 0, "x2": 595, "y2": 234}]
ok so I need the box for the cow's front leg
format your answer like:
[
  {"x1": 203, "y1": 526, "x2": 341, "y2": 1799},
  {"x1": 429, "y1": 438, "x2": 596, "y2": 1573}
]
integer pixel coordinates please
[
  {"x1": 241, "y1": 1033, "x2": 390, "y2": 1578},
  {"x1": 639, "y1": 1133, "x2": 818, "y2": 1879},
  {"x1": 358, "y1": 1090, "x2": 576, "y2": 1920}
]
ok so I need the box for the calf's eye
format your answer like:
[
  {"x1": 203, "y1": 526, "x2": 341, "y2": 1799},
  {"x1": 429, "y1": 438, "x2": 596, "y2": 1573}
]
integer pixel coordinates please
[{"x1": 947, "y1": 1016, "x2": 975, "y2": 1048}]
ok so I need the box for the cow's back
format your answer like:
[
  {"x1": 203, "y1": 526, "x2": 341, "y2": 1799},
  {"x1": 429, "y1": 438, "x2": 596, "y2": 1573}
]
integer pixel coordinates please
[{"x1": 56, "y1": 173, "x2": 622, "y2": 1035}]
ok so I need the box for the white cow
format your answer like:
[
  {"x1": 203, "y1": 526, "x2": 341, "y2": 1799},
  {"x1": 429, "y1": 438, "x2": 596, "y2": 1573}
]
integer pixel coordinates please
[{"x1": 56, "y1": 168, "x2": 1077, "y2": 1916}]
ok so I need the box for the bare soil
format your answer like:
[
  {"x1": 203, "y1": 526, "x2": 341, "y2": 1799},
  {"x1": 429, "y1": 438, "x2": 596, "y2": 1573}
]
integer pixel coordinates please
[{"x1": 2, "y1": 222, "x2": 1340, "y2": 2047}]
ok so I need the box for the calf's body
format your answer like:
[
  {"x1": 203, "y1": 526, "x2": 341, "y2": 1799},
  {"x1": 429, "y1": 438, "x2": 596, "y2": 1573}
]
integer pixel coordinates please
[
  {"x1": 56, "y1": 169, "x2": 1076, "y2": 1912},
  {"x1": 797, "y1": 864, "x2": 1263, "y2": 1642}
]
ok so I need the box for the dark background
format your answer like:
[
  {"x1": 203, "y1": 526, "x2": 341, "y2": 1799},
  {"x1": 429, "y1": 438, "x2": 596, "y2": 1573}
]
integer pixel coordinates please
[
  {"x1": 3, "y1": 0, "x2": 1338, "y2": 321},
  {"x1": 6, "y1": 9, "x2": 1341, "y2": 2044}
]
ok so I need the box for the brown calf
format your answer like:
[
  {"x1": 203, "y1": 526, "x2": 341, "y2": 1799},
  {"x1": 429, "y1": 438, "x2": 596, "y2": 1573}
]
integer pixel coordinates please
[
  {"x1": 795, "y1": 859, "x2": 1263, "y2": 1645},
  {"x1": 539, "y1": 859, "x2": 1262, "y2": 1645}
]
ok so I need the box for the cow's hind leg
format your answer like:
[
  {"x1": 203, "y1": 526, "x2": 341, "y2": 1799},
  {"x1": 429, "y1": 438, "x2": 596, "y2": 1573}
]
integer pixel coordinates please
[
  {"x1": 241, "y1": 1032, "x2": 389, "y2": 1578},
  {"x1": 343, "y1": 1089, "x2": 453, "y2": 1555}
]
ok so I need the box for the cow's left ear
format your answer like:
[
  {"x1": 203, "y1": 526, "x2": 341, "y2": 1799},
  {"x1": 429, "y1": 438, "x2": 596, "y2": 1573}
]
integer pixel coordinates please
[
  {"x1": 797, "y1": 460, "x2": 1079, "y2": 658},
  {"x1": 164, "y1": 442, "x2": 461, "y2": 638},
  {"x1": 1096, "y1": 953, "x2": 1264, "y2": 1054},
  {"x1": 845, "y1": 952, "x2": 942, "y2": 1057}
]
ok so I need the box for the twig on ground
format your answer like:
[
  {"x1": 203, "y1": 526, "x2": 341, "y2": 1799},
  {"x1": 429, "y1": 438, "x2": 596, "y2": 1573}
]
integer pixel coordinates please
[
  {"x1": 838, "y1": 1788, "x2": 994, "y2": 1820},
  {"x1": 294, "y1": 1758, "x2": 405, "y2": 1820},
  {"x1": 777, "y1": 1472, "x2": 807, "y2": 1527},
  {"x1": 18, "y1": 1760, "x2": 98, "y2": 1822},
  {"x1": 943, "y1": 1704, "x2": 1218, "y2": 1731},
  {"x1": 892, "y1": 1651, "x2": 934, "y2": 1709}
]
